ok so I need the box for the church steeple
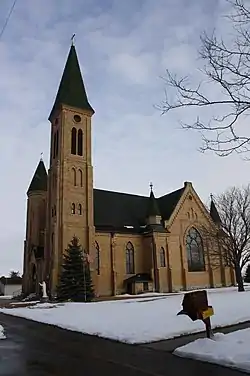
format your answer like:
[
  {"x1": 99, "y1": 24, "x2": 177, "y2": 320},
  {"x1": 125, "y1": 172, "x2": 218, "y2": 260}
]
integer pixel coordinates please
[
  {"x1": 146, "y1": 183, "x2": 163, "y2": 227},
  {"x1": 49, "y1": 44, "x2": 94, "y2": 121},
  {"x1": 147, "y1": 183, "x2": 161, "y2": 217},
  {"x1": 27, "y1": 159, "x2": 47, "y2": 195},
  {"x1": 209, "y1": 194, "x2": 221, "y2": 225}
]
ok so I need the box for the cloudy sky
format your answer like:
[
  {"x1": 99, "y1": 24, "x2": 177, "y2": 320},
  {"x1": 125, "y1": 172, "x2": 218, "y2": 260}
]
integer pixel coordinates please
[{"x1": 0, "y1": 0, "x2": 247, "y2": 275}]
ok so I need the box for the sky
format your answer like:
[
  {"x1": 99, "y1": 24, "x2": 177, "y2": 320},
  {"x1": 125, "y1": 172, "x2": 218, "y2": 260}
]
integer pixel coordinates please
[{"x1": 0, "y1": 0, "x2": 248, "y2": 275}]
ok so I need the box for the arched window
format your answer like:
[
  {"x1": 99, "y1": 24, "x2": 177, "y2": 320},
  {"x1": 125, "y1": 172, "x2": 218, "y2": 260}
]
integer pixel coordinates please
[
  {"x1": 55, "y1": 129, "x2": 59, "y2": 157},
  {"x1": 160, "y1": 247, "x2": 166, "y2": 267},
  {"x1": 95, "y1": 241, "x2": 100, "y2": 275},
  {"x1": 186, "y1": 227, "x2": 205, "y2": 272},
  {"x1": 77, "y1": 129, "x2": 83, "y2": 156},
  {"x1": 126, "y1": 242, "x2": 134, "y2": 274},
  {"x1": 71, "y1": 203, "x2": 76, "y2": 214},
  {"x1": 72, "y1": 168, "x2": 76, "y2": 186},
  {"x1": 78, "y1": 203, "x2": 82, "y2": 215},
  {"x1": 71, "y1": 127, "x2": 77, "y2": 155},
  {"x1": 79, "y1": 169, "x2": 83, "y2": 187}
]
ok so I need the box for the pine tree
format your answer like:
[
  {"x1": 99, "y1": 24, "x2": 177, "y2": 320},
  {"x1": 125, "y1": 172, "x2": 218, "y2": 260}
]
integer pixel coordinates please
[
  {"x1": 244, "y1": 264, "x2": 250, "y2": 283},
  {"x1": 57, "y1": 236, "x2": 95, "y2": 302}
]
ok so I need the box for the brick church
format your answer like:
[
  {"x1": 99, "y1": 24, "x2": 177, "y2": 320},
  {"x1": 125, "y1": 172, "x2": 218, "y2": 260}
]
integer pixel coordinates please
[{"x1": 22, "y1": 43, "x2": 235, "y2": 297}]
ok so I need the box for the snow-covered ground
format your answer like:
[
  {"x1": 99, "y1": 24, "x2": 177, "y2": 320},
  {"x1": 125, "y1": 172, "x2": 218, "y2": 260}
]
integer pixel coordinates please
[
  {"x1": 1, "y1": 287, "x2": 250, "y2": 344},
  {"x1": 0, "y1": 325, "x2": 6, "y2": 339},
  {"x1": 175, "y1": 329, "x2": 250, "y2": 373},
  {"x1": 0, "y1": 296, "x2": 12, "y2": 300}
]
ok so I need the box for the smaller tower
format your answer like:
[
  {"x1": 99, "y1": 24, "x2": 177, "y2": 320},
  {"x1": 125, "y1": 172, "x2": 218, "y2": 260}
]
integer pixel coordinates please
[
  {"x1": 146, "y1": 183, "x2": 162, "y2": 226},
  {"x1": 209, "y1": 194, "x2": 221, "y2": 225},
  {"x1": 23, "y1": 159, "x2": 47, "y2": 295}
]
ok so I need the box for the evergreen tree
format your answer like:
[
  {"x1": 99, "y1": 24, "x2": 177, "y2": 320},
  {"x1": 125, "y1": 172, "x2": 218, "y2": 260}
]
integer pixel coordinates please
[
  {"x1": 57, "y1": 236, "x2": 95, "y2": 302},
  {"x1": 244, "y1": 264, "x2": 250, "y2": 283}
]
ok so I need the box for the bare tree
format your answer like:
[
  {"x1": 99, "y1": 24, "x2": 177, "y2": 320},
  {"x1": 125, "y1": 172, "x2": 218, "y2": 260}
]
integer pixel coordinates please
[
  {"x1": 202, "y1": 184, "x2": 250, "y2": 291},
  {"x1": 160, "y1": 0, "x2": 250, "y2": 157}
]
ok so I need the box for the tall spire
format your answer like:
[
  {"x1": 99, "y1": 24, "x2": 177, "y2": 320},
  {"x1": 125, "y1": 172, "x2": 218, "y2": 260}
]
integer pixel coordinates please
[
  {"x1": 27, "y1": 159, "x2": 47, "y2": 195},
  {"x1": 49, "y1": 43, "x2": 94, "y2": 121},
  {"x1": 209, "y1": 194, "x2": 221, "y2": 225}
]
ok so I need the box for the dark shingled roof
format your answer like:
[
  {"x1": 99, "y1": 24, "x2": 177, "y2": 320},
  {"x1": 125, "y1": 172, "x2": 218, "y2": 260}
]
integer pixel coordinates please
[
  {"x1": 157, "y1": 187, "x2": 185, "y2": 220},
  {"x1": 27, "y1": 160, "x2": 47, "y2": 195},
  {"x1": 0, "y1": 276, "x2": 22, "y2": 285},
  {"x1": 93, "y1": 186, "x2": 185, "y2": 230},
  {"x1": 49, "y1": 45, "x2": 94, "y2": 121},
  {"x1": 210, "y1": 200, "x2": 221, "y2": 225}
]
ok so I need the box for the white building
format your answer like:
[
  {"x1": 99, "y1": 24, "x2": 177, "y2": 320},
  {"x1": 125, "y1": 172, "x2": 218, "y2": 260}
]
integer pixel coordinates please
[{"x1": 0, "y1": 276, "x2": 22, "y2": 297}]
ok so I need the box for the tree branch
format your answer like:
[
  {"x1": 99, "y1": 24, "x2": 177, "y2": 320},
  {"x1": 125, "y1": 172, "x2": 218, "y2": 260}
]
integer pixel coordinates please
[{"x1": 159, "y1": 0, "x2": 250, "y2": 157}]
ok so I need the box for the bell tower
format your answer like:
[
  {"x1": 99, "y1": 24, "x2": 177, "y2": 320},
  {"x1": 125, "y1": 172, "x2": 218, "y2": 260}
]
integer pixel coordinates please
[{"x1": 45, "y1": 42, "x2": 95, "y2": 294}]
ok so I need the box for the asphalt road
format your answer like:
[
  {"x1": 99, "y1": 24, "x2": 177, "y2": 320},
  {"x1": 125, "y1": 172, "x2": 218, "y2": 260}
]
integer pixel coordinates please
[{"x1": 0, "y1": 313, "x2": 247, "y2": 376}]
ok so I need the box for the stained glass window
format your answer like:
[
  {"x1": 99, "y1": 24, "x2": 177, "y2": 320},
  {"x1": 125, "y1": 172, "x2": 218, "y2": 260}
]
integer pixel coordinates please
[
  {"x1": 186, "y1": 227, "x2": 205, "y2": 272},
  {"x1": 126, "y1": 242, "x2": 134, "y2": 274}
]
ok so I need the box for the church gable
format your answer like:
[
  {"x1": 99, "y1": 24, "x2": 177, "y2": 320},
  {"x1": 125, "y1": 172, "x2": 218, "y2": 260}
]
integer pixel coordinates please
[{"x1": 167, "y1": 182, "x2": 213, "y2": 231}]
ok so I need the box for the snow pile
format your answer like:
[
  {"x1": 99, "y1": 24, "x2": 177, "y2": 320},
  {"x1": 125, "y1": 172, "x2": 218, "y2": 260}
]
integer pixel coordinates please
[
  {"x1": 0, "y1": 325, "x2": 6, "y2": 340},
  {"x1": 10, "y1": 301, "x2": 40, "y2": 306},
  {"x1": 174, "y1": 329, "x2": 250, "y2": 373},
  {"x1": 0, "y1": 296, "x2": 12, "y2": 300},
  {"x1": 1, "y1": 287, "x2": 250, "y2": 343}
]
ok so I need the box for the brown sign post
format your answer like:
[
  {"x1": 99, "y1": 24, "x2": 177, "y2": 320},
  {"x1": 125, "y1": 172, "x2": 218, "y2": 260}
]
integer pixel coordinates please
[{"x1": 177, "y1": 290, "x2": 214, "y2": 338}]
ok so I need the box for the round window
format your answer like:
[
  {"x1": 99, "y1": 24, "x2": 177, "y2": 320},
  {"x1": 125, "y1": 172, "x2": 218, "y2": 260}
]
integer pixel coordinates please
[{"x1": 74, "y1": 115, "x2": 81, "y2": 123}]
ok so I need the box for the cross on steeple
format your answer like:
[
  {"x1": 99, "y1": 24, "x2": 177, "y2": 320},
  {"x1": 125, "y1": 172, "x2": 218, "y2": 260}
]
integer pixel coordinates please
[
  {"x1": 150, "y1": 182, "x2": 153, "y2": 193},
  {"x1": 40, "y1": 152, "x2": 43, "y2": 161},
  {"x1": 71, "y1": 34, "x2": 76, "y2": 45}
]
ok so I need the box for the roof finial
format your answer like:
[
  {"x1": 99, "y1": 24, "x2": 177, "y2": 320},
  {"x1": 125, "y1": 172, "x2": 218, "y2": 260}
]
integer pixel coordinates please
[
  {"x1": 150, "y1": 182, "x2": 153, "y2": 193},
  {"x1": 210, "y1": 193, "x2": 214, "y2": 202},
  {"x1": 71, "y1": 33, "x2": 76, "y2": 46},
  {"x1": 40, "y1": 152, "x2": 43, "y2": 161}
]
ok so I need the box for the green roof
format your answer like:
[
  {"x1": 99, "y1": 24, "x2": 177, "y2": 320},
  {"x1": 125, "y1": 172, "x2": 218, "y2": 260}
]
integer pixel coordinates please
[
  {"x1": 49, "y1": 45, "x2": 94, "y2": 121},
  {"x1": 27, "y1": 160, "x2": 47, "y2": 195}
]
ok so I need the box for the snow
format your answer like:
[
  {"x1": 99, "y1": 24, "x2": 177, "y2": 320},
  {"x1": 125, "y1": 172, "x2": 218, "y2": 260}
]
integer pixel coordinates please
[
  {"x1": 1, "y1": 287, "x2": 250, "y2": 344},
  {"x1": 0, "y1": 296, "x2": 12, "y2": 300},
  {"x1": 0, "y1": 325, "x2": 6, "y2": 339},
  {"x1": 114, "y1": 292, "x2": 176, "y2": 298},
  {"x1": 10, "y1": 301, "x2": 40, "y2": 306},
  {"x1": 174, "y1": 329, "x2": 250, "y2": 373}
]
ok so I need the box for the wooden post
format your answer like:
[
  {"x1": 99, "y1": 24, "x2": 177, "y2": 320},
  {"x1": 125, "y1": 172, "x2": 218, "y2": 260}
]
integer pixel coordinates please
[{"x1": 203, "y1": 317, "x2": 212, "y2": 338}]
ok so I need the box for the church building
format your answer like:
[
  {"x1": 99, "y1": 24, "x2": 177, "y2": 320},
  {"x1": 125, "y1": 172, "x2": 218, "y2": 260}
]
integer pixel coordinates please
[{"x1": 22, "y1": 44, "x2": 235, "y2": 298}]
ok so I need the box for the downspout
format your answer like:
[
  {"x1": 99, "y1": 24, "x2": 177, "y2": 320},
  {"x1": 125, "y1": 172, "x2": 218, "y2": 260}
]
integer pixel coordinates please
[
  {"x1": 165, "y1": 236, "x2": 172, "y2": 293},
  {"x1": 152, "y1": 234, "x2": 159, "y2": 292},
  {"x1": 110, "y1": 232, "x2": 116, "y2": 296}
]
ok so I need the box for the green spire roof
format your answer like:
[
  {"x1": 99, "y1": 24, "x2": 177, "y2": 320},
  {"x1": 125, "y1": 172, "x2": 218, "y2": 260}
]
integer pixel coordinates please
[
  {"x1": 147, "y1": 188, "x2": 161, "y2": 217},
  {"x1": 210, "y1": 199, "x2": 221, "y2": 225},
  {"x1": 49, "y1": 45, "x2": 94, "y2": 121},
  {"x1": 27, "y1": 160, "x2": 47, "y2": 195}
]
